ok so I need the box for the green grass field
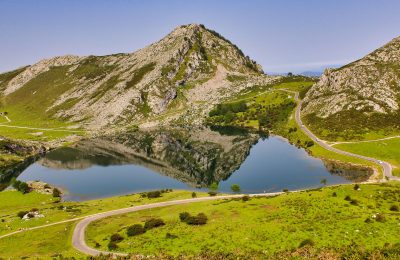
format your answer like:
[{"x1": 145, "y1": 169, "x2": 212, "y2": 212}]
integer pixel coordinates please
[
  {"x1": 0, "y1": 183, "x2": 399, "y2": 259},
  {"x1": 85, "y1": 183, "x2": 400, "y2": 258},
  {"x1": 335, "y1": 139, "x2": 400, "y2": 177}
]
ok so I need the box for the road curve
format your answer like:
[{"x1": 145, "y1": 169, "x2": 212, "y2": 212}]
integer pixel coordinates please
[
  {"x1": 291, "y1": 91, "x2": 398, "y2": 181},
  {"x1": 72, "y1": 193, "x2": 282, "y2": 256}
]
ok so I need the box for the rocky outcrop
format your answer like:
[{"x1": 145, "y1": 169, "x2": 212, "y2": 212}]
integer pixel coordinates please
[{"x1": 301, "y1": 36, "x2": 400, "y2": 138}]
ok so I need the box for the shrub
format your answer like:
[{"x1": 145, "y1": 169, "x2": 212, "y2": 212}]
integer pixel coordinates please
[
  {"x1": 179, "y1": 212, "x2": 190, "y2": 222},
  {"x1": 350, "y1": 199, "x2": 359, "y2": 206},
  {"x1": 231, "y1": 184, "x2": 241, "y2": 192},
  {"x1": 344, "y1": 195, "x2": 352, "y2": 201},
  {"x1": 242, "y1": 195, "x2": 250, "y2": 202},
  {"x1": 186, "y1": 213, "x2": 208, "y2": 225},
  {"x1": 52, "y1": 188, "x2": 61, "y2": 198},
  {"x1": 144, "y1": 218, "x2": 165, "y2": 230},
  {"x1": 332, "y1": 192, "x2": 337, "y2": 197},
  {"x1": 389, "y1": 205, "x2": 399, "y2": 212},
  {"x1": 191, "y1": 192, "x2": 197, "y2": 198},
  {"x1": 108, "y1": 241, "x2": 118, "y2": 250},
  {"x1": 127, "y1": 224, "x2": 145, "y2": 237},
  {"x1": 17, "y1": 211, "x2": 28, "y2": 219},
  {"x1": 375, "y1": 214, "x2": 386, "y2": 223},
  {"x1": 95, "y1": 242, "x2": 101, "y2": 248},
  {"x1": 110, "y1": 233, "x2": 124, "y2": 242},
  {"x1": 299, "y1": 239, "x2": 315, "y2": 248},
  {"x1": 146, "y1": 191, "x2": 161, "y2": 198},
  {"x1": 365, "y1": 218, "x2": 372, "y2": 223},
  {"x1": 165, "y1": 233, "x2": 178, "y2": 239},
  {"x1": 354, "y1": 184, "x2": 360, "y2": 190},
  {"x1": 208, "y1": 191, "x2": 218, "y2": 197},
  {"x1": 282, "y1": 189, "x2": 289, "y2": 192},
  {"x1": 18, "y1": 182, "x2": 30, "y2": 194},
  {"x1": 209, "y1": 182, "x2": 219, "y2": 191},
  {"x1": 44, "y1": 184, "x2": 51, "y2": 189}
]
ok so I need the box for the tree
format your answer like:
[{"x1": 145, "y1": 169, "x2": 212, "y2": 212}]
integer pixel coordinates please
[
  {"x1": 191, "y1": 192, "x2": 197, "y2": 198},
  {"x1": 53, "y1": 188, "x2": 61, "y2": 198},
  {"x1": 287, "y1": 72, "x2": 293, "y2": 76},
  {"x1": 209, "y1": 182, "x2": 219, "y2": 191},
  {"x1": 231, "y1": 184, "x2": 241, "y2": 193},
  {"x1": 320, "y1": 179, "x2": 327, "y2": 186}
]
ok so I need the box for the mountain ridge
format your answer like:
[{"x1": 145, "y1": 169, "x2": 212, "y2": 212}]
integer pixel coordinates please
[{"x1": 0, "y1": 24, "x2": 272, "y2": 130}]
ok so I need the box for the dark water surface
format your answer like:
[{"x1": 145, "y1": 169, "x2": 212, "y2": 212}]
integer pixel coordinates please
[{"x1": 11, "y1": 127, "x2": 369, "y2": 201}]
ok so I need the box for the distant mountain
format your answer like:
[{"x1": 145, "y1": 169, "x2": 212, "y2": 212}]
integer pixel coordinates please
[
  {"x1": 0, "y1": 24, "x2": 272, "y2": 130},
  {"x1": 302, "y1": 36, "x2": 400, "y2": 139},
  {"x1": 299, "y1": 71, "x2": 323, "y2": 77}
]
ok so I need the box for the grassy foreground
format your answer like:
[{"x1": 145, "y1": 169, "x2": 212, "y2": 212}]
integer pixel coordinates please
[
  {"x1": 0, "y1": 183, "x2": 399, "y2": 259},
  {"x1": 85, "y1": 182, "x2": 400, "y2": 258}
]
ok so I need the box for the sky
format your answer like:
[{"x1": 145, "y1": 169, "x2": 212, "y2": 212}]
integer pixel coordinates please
[{"x1": 1, "y1": 0, "x2": 400, "y2": 74}]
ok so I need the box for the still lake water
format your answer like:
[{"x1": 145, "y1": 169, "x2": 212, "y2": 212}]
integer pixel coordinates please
[{"x1": 15, "y1": 131, "x2": 359, "y2": 201}]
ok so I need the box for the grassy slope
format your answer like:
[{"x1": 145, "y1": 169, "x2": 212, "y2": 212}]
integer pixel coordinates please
[
  {"x1": 85, "y1": 183, "x2": 400, "y2": 258},
  {"x1": 336, "y1": 139, "x2": 400, "y2": 177}
]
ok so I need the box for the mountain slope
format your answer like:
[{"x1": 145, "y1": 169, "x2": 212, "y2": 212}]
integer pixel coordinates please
[
  {"x1": 302, "y1": 36, "x2": 400, "y2": 140},
  {"x1": 0, "y1": 24, "x2": 272, "y2": 130}
]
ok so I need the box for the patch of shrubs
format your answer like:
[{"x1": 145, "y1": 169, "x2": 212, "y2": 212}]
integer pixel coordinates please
[
  {"x1": 165, "y1": 233, "x2": 178, "y2": 239},
  {"x1": 298, "y1": 238, "x2": 315, "y2": 248},
  {"x1": 242, "y1": 195, "x2": 250, "y2": 202},
  {"x1": 53, "y1": 188, "x2": 61, "y2": 198},
  {"x1": 108, "y1": 241, "x2": 118, "y2": 250},
  {"x1": 12, "y1": 180, "x2": 30, "y2": 194},
  {"x1": 126, "y1": 224, "x2": 145, "y2": 237},
  {"x1": 17, "y1": 211, "x2": 29, "y2": 219},
  {"x1": 375, "y1": 214, "x2": 386, "y2": 223},
  {"x1": 144, "y1": 218, "x2": 165, "y2": 230},
  {"x1": 140, "y1": 189, "x2": 173, "y2": 199},
  {"x1": 208, "y1": 191, "x2": 218, "y2": 196},
  {"x1": 110, "y1": 233, "x2": 124, "y2": 242},
  {"x1": 389, "y1": 205, "x2": 399, "y2": 211},
  {"x1": 179, "y1": 212, "x2": 208, "y2": 225}
]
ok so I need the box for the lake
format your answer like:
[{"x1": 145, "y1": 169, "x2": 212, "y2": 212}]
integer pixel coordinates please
[{"x1": 12, "y1": 128, "x2": 371, "y2": 201}]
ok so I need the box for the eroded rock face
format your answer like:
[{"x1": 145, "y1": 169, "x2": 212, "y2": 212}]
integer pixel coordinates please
[
  {"x1": 1, "y1": 24, "x2": 273, "y2": 130},
  {"x1": 302, "y1": 36, "x2": 400, "y2": 119}
]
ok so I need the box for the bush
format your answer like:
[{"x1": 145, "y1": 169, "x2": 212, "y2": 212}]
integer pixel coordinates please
[
  {"x1": 375, "y1": 214, "x2": 386, "y2": 223},
  {"x1": 208, "y1": 191, "x2": 218, "y2": 197},
  {"x1": 191, "y1": 192, "x2": 197, "y2": 198},
  {"x1": 282, "y1": 189, "x2": 289, "y2": 192},
  {"x1": 179, "y1": 212, "x2": 190, "y2": 222},
  {"x1": 365, "y1": 218, "x2": 372, "y2": 223},
  {"x1": 231, "y1": 184, "x2": 241, "y2": 192},
  {"x1": 146, "y1": 191, "x2": 161, "y2": 198},
  {"x1": 108, "y1": 241, "x2": 118, "y2": 250},
  {"x1": 186, "y1": 213, "x2": 208, "y2": 225},
  {"x1": 332, "y1": 192, "x2": 337, "y2": 197},
  {"x1": 110, "y1": 233, "x2": 124, "y2": 242},
  {"x1": 299, "y1": 239, "x2": 315, "y2": 248},
  {"x1": 13, "y1": 180, "x2": 30, "y2": 194},
  {"x1": 17, "y1": 211, "x2": 28, "y2": 219},
  {"x1": 344, "y1": 195, "x2": 352, "y2": 201},
  {"x1": 165, "y1": 233, "x2": 178, "y2": 239},
  {"x1": 127, "y1": 224, "x2": 145, "y2": 237},
  {"x1": 209, "y1": 182, "x2": 219, "y2": 190},
  {"x1": 350, "y1": 199, "x2": 359, "y2": 206},
  {"x1": 354, "y1": 184, "x2": 360, "y2": 190},
  {"x1": 242, "y1": 195, "x2": 250, "y2": 202},
  {"x1": 389, "y1": 205, "x2": 399, "y2": 212},
  {"x1": 53, "y1": 188, "x2": 61, "y2": 198},
  {"x1": 144, "y1": 218, "x2": 165, "y2": 230}
]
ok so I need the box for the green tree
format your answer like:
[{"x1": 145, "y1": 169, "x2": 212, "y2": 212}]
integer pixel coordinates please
[
  {"x1": 209, "y1": 182, "x2": 219, "y2": 191},
  {"x1": 231, "y1": 184, "x2": 241, "y2": 193}
]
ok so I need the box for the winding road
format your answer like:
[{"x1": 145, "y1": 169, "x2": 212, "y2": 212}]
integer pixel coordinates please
[{"x1": 289, "y1": 90, "x2": 398, "y2": 181}]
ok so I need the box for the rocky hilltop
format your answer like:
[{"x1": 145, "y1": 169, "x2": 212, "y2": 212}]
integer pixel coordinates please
[
  {"x1": 302, "y1": 36, "x2": 400, "y2": 139},
  {"x1": 0, "y1": 24, "x2": 273, "y2": 130}
]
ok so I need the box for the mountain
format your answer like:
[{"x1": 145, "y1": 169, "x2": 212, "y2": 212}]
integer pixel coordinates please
[
  {"x1": 0, "y1": 24, "x2": 272, "y2": 130},
  {"x1": 302, "y1": 36, "x2": 400, "y2": 140}
]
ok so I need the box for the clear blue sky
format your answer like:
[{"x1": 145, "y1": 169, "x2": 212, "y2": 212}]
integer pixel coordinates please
[{"x1": 1, "y1": 0, "x2": 399, "y2": 73}]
